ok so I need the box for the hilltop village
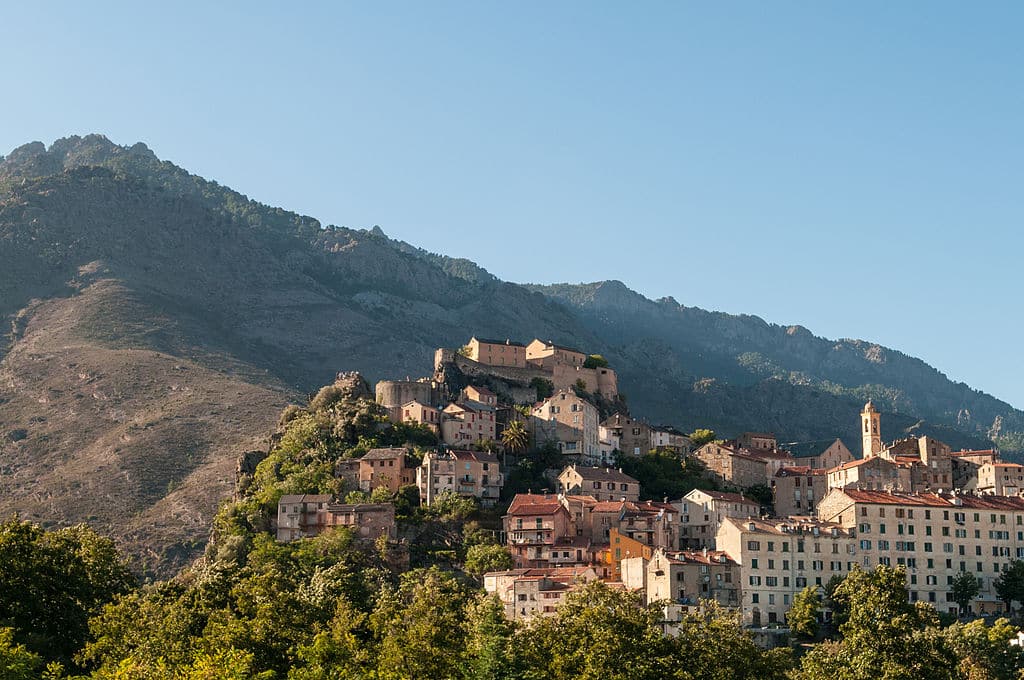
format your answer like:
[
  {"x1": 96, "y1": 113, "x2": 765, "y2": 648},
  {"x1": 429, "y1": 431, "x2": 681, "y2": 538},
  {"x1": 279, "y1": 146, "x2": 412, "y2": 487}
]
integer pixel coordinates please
[{"x1": 274, "y1": 336, "x2": 1024, "y2": 635}]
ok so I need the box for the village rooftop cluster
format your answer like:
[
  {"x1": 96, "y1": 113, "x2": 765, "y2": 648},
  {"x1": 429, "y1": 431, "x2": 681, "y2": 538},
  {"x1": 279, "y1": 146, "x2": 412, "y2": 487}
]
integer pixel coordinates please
[{"x1": 275, "y1": 336, "x2": 1024, "y2": 632}]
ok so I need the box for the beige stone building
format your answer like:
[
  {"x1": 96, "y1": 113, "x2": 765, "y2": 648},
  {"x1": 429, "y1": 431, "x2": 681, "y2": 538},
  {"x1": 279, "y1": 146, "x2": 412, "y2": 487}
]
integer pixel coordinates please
[
  {"x1": 826, "y1": 456, "x2": 911, "y2": 493},
  {"x1": 461, "y1": 384, "x2": 498, "y2": 407},
  {"x1": 335, "y1": 458, "x2": 361, "y2": 492},
  {"x1": 676, "y1": 489, "x2": 760, "y2": 549},
  {"x1": 622, "y1": 547, "x2": 739, "y2": 610},
  {"x1": 716, "y1": 516, "x2": 856, "y2": 626},
  {"x1": 466, "y1": 337, "x2": 527, "y2": 368},
  {"x1": 359, "y1": 447, "x2": 415, "y2": 493},
  {"x1": 484, "y1": 566, "x2": 599, "y2": 620},
  {"x1": 322, "y1": 502, "x2": 396, "y2": 541},
  {"x1": 858, "y1": 402, "x2": 956, "y2": 492},
  {"x1": 772, "y1": 466, "x2": 828, "y2": 517},
  {"x1": 816, "y1": 488, "x2": 1024, "y2": 615},
  {"x1": 691, "y1": 442, "x2": 769, "y2": 489},
  {"x1": 441, "y1": 402, "x2": 496, "y2": 445},
  {"x1": 783, "y1": 438, "x2": 855, "y2": 470},
  {"x1": 276, "y1": 494, "x2": 332, "y2": 541},
  {"x1": 952, "y1": 449, "x2": 1001, "y2": 490},
  {"x1": 532, "y1": 391, "x2": 600, "y2": 465},
  {"x1": 525, "y1": 339, "x2": 588, "y2": 369},
  {"x1": 398, "y1": 400, "x2": 441, "y2": 433},
  {"x1": 977, "y1": 463, "x2": 1024, "y2": 496},
  {"x1": 557, "y1": 465, "x2": 640, "y2": 502},
  {"x1": 417, "y1": 449, "x2": 503, "y2": 506},
  {"x1": 651, "y1": 425, "x2": 692, "y2": 454},
  {"x1": 737, "y1": 432, "x2": 778, "y2": 451},
  {"x1": 600, "y1": 413, "x2": 652, "y2": 457},
  {"x1": 276, "y1": 495, "x2": 395, "y2": 543}
]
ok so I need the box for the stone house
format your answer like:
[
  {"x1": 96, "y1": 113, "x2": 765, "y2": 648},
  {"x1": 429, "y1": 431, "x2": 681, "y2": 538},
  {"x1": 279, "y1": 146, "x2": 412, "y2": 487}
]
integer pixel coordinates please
[
  {"x1": 484, "y1": 566, "x2": 599, "y2": 621},
  {"x1": 600, "y1": 413, "x2": 652, "y2": 457},
  {"x1": 826, "y1": 456, "x2": 911, "y2": 493},
  {"x1": 977, "y1": 463, "x2": 1024, "y2": 496},
  {"x1": 532, "y1": 391, "x2": 600, "y2": 465},
  {"x1": 466, "y1": 337, "x2": 527, "y2": 368},
  {"x1": 691, "y1": 442, "x2": 769, "y2": 489},
  {"x1": 461, "y1": 384, "x2": 498, "y2": 407},
  {"x1": 276, "y1": 494, "x2": 333, "y2": 542},
  {"x1": 675, "y1": 489, "x2": 760, "y2": 550},
  {"x1": 622, "y1": 547, "x2": 739, "y2": 610},
  {"x1": 441, "y1": 401, "x2": 496, "y2": 445},
  {"x1": 951, "y1": 450, "x2": 1001, "y2": 489},
  {"x1": 322, "y1": 502, "x2": 396, "y2": 541},
  {"x1": 276, "y1": 495, "x2": 395, "y2": 543},
  {"x1": 417, "y1": 449, "x2": 503, "y2": 507},
  {"x1": 334, "y1": 458, "x2": 361, "y2": 492},
  {"x1": 651, "y1": 425, "x2": 692, "y2": 454},
  {"x1": 782, "y1": 438, "x2": 854, "y2": 470},
  {"x1": 737, "y1": 432, "x2": 778, "y2": 451},
  {"x1": 557, "y1": 465, "x2": 640, "y2": 502},
  {"x1": 399, "y1": 399, "x2": 440, "y2": 433},
  {"x1": 525, "y1": 339, "x2": 587, "y2": 369},
  {"x1": 359, "y1": 447, "x2": 415, "y2": 493},
  {"x1": 772, "y1": 466, "x2": 828, "y2": 516}
]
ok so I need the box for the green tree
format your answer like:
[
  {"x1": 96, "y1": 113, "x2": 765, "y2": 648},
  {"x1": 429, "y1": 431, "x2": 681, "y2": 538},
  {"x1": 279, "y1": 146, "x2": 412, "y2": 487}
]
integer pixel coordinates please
[
  {"x1": 370, "y1": 568, "x2": 470, "y2": 679},
  {"x1": 583, "y1": 354, "x2": 609, "y2": 369},
  {"x1": 994, "y1": 559, "x2": 1024, "y2": 611},
  {"x1": 614, "y1": 449, "x2": 711, "y2": 500},
  {"x1": 743, "y1": 484, "x2": 773, "y2": 509},
  {"x1": 0, "y1": 519, "x2": 135, "y2": 667},
  {"x1": 671, "y1": 600, "x2": 792, "y2": 680},
  {"x1": 943, "y1": 617, "x2": 1024, "y2": 680},
  {"x1": 464, "y1": 594, "x2": 517, "y2": 680},
  {"x1": 788, "y1": 586, "x2": 821, "y2": 640},
  {"x1": 688, "y1": 429, "x2": 716, "y2": 447},
  {"x1": 950, "y1": 570, "x2": 980, "y2": 616},
  {"x1": 0, "y1": 627, "x2": 43, "y2": 680},
  {"x1": 501, "y1": 419, "x2": 530, "y2": 455},
  {"x1": 796, "y1": 565, "x2": 956, "y2": 680},
  {"x1": 822, "y1": 574, "x2": 848, "y2": 629},
  {"x1": 464, "y1": 543, "x2": 514, "y2": 579},
  {"x1": 515, "y1": 580, "x2": 676, "y2": 680}
]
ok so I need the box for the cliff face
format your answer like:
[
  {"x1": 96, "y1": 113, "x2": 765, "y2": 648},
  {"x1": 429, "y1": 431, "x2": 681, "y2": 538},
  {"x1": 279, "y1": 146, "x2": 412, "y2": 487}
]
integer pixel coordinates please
[{"x1": 0, "y1": 135, "x2": 1017, "y2": 574}]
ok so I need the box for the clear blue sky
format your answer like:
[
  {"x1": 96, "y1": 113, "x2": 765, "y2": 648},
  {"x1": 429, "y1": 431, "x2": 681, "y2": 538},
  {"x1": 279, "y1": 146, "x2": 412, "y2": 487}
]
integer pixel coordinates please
[{"x1": 2, "y1": 2, "x2": 1022, "y2": 407}]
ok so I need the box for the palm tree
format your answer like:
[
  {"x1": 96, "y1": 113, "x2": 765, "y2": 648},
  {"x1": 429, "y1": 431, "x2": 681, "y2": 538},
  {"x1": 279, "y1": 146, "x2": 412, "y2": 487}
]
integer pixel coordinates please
[{"x1": 501, "y1": 418, "x2": 530, "y2": 456}]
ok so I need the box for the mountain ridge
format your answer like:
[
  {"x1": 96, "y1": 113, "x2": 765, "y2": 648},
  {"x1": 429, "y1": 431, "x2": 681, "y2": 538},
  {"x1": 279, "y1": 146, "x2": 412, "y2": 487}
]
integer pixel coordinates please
[{"x1": 0, "y1": 134, "x2": 1018, "y2": 575}]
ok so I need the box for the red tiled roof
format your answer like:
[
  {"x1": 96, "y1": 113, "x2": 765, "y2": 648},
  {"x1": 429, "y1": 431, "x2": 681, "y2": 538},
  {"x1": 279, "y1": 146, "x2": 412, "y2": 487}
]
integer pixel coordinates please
[
  {"x1": 507, "y1": 494, "x2": 566, "y2": 516},
  {"x1": 839, "y1": 489, "x2": 1024, "y2": 510}
]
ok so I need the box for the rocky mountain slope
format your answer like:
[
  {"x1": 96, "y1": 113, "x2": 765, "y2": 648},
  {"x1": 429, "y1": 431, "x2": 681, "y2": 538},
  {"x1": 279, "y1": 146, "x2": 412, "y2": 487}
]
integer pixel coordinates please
[{"x1": 0, "y1": 135, "x2": 1019, "y2": 575}]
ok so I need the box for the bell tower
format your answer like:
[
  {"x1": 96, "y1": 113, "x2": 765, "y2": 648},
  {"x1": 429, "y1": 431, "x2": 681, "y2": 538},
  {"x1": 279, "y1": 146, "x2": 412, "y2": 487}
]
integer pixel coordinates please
[{"x1": 861, "y1": 401, "x2": 882, "y2": 458}]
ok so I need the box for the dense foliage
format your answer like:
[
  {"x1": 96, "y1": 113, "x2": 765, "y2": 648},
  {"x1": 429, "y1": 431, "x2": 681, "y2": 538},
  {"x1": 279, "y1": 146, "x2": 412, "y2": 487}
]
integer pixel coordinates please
[
  {"x1": 615, "y1": 449, "x2": 717, "y2": 501},
  {"x1": 3, "y1": 381, "x2": 1023, "y2": 678}
]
